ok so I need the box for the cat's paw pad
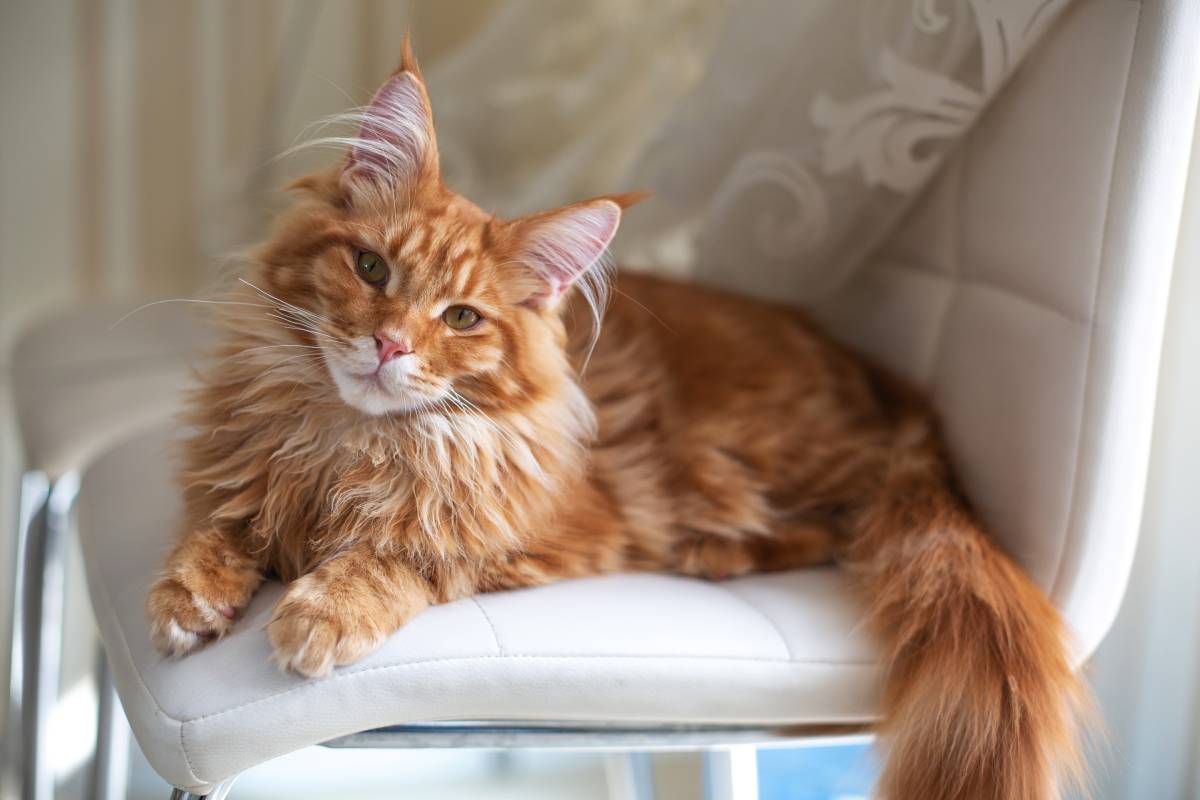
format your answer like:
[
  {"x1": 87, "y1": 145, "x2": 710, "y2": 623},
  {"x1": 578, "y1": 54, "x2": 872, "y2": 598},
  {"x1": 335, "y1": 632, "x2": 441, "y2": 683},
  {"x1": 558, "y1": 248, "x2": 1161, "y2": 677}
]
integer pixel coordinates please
[
  {"x1": 145, "y1": 577, "x2": 241, "y2": 656},
  {"x1": 267, "y1": 584, "x2": 385, "y2": 678}
]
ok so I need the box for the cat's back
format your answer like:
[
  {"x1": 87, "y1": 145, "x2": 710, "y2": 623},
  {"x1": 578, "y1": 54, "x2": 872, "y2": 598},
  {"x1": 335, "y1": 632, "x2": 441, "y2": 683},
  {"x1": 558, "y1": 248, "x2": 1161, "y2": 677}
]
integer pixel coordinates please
[
  {"x1": 568, "y1": 269, "x2": 909, "y2": 554},
  {"x1": 574, "y1": 269, "x2": 893, "y2": 471},
  {"x1": 581, "y1": 270, "x2": 874, "y2": 414}
]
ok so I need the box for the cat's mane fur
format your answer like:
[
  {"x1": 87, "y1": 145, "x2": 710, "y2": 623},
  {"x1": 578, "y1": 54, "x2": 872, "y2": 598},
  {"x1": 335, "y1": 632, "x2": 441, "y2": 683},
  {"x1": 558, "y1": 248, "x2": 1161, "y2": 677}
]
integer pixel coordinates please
[{"x1": 187, "y1": 173, "x2": 608, "y2": 583}]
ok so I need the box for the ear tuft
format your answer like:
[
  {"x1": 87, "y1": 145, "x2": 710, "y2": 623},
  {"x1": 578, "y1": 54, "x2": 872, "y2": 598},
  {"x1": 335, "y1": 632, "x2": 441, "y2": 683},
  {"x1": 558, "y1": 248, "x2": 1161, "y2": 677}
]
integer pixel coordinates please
[
  {"x1": 518, "y1": 200, "x2": 622, "y2": 307},
  {"x1": 398, "y1": 31, "x2": 423, "y2": 81},
  {"x1": 343, "y1": 51, "x2": 437, "y2": 189},
  {"x1": 604, "y1": 190, "x2": 653, "y2": 210}
]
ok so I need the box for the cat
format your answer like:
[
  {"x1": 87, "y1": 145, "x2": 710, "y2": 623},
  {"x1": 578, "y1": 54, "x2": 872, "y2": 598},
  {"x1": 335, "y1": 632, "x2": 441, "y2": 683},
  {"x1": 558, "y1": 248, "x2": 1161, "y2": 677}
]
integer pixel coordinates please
[{"x1": 146, "y1": 40, "x2": 1085, "y2": 800}]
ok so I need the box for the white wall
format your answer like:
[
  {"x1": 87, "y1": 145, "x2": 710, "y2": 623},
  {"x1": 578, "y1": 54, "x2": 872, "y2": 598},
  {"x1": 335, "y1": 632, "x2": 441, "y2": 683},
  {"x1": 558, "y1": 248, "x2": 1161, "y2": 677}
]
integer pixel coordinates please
[{"x1": 1085, "y1": 101, "x2": 1200, "y2": 800}]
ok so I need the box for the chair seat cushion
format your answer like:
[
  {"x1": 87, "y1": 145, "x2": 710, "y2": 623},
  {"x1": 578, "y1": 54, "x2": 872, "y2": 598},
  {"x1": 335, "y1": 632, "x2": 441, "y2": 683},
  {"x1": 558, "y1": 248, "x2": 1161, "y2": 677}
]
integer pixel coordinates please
[{"x1": 78, "y1": 426, "x2": 882, "y2": 792}]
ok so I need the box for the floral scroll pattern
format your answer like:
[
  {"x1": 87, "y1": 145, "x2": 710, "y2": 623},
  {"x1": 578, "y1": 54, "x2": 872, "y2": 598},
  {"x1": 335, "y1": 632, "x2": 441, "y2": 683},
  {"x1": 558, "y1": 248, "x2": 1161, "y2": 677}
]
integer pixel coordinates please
[
  {"x1": 812, "y1": 0, "x2": 1067, "y2": 193},
  {"x1": 677, "y1": 0, "x2": 1072, "y2": 300}
]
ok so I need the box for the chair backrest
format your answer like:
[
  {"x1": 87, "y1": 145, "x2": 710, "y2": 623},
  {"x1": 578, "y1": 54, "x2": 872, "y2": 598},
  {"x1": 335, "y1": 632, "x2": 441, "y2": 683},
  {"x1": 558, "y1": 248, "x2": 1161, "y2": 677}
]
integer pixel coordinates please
[
  {"x1": 11, "y1": 300, "x2": 210, "y2": 477},
  {"x1": 810, "y1": 0, "x2": 1200, "y2": 660}
]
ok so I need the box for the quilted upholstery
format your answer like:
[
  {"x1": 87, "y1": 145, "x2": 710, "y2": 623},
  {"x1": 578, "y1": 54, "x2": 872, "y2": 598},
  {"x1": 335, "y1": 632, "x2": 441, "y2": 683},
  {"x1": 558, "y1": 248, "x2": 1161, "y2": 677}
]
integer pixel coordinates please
[
  {"x1": 75, "y1": 0, "x2": 1199, "y2": 792},
  {"x1": 810, "y1": 0, "x2": 1197, "y2": 658}
]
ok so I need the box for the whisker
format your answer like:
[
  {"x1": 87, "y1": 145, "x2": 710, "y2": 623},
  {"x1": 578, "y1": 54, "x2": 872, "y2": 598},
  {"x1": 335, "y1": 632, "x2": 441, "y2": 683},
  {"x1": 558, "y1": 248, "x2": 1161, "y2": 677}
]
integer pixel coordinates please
[
  {"x1": 238, "y1": 343, "x2": 326, "y2": 356},
  {"x1": 446, "y1": 389, "x2": 524, "y2": 451},
  {"x1": 613, "y1": 288, "x2": 675, "y2": 334},
  {"x1": 268, "y1": 325, "x2": 338, "y2": 345},
  {"x1": 238, "y1": 278, "x2": 336, "y2": 326},
  {"x1": 264, "y1": 313, "x2": 341, "y2": 343},
  {"x1": 109, "y1": 298, "x2": 272, "y2": 330},
  {"x1": 267, "y1": 352, "x2": 325, "y2": 369},
  {"x1": 280, "y1": 360, "x2": 330, "y2": 405},
  {"x1": 233, "y1": 278, "x2": 346, "y2": 345},
  {"x1": 262, "y1": 311, "x2": 329, "y2": 332},
  {"x1": 284, "y1": 355, "x2": 331, "y2": 382}
]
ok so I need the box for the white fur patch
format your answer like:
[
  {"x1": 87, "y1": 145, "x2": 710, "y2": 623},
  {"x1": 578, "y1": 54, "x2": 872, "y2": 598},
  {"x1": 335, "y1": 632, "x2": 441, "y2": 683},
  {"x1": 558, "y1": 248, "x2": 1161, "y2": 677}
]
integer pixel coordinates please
[
  {"x1": 273, "y1": 620, "x2": 335, "y2": 679},
  {"x1": 165, "y1": 620, "x2": 201, "y2": 655},
  {"x1": 324, "y1": 336, "x2": 439, "y2": 416},
  {"x1": 192, "y1": 593, "x2": 220, "y2": 624}
]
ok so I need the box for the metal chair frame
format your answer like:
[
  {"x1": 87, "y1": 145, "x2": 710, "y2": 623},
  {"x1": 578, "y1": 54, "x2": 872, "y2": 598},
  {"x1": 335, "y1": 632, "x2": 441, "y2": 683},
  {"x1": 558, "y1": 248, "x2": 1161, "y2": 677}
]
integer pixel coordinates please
[
  {"x1": 165, "y1": 722, "x2": 872, "y2": 799},
  {"x1": 4, "y1": 470, "x2": 130, "y2": 800}
]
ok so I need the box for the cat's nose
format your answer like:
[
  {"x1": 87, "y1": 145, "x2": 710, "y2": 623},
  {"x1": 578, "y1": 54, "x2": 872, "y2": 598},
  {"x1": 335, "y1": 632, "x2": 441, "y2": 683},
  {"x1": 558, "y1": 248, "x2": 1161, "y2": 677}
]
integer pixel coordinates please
[{"x1": 374, "y1": 332, "x2": 413, "y2": 363}]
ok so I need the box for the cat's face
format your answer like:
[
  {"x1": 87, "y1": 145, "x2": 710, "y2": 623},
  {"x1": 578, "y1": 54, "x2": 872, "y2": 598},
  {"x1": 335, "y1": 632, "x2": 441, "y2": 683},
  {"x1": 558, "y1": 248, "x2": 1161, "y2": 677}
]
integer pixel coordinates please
[
  {"x1": 258, "y1": 46, "x2": 632, "y2": 417},
  {"x1": 299, "y1": 191, "x2": 619, "y2": 417}
]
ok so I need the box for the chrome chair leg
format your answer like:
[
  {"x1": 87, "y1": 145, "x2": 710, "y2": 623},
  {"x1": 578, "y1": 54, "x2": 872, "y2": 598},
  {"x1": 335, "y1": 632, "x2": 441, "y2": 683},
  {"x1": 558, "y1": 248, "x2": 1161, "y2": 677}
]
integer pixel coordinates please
[
  {"x1": 2, "y1": 472, "x2": 50, "y2": 800},
  {"x1": 20, "y1": 472, "x2": 80, "y2": 800},
  {"x1": 169, "y1": 774, "x2": 238, "y2": 800},
  {"x1": 91, "y1": 651, "x2": 131, "y2": 800},
  {"x1": 604, "y1": 752, "x2": 656, "y2": 799},
  {"x1": 702, "y1": 746, "x2": 758, "y2": 800}
]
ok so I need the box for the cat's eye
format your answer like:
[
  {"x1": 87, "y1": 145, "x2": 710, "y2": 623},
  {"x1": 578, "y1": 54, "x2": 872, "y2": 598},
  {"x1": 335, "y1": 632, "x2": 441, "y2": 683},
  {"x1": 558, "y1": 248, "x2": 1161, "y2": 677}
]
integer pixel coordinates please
[
  {"x1": 443, "y1": 305, "x2": 482, "y2": 331},
  {"x1": 355, "y1": 250, "x2": 388, "y2": 286}
]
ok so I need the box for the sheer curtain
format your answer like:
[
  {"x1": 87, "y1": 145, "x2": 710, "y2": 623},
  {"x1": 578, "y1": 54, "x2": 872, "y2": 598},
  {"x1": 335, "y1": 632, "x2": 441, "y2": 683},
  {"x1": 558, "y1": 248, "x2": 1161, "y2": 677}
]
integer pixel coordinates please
[
  {"x1": 425, "y1": 0, "x2": 1072, "y2": 299},
  {"x1": 0, "y1": 0, "x2": 1074, "y2": 354}
]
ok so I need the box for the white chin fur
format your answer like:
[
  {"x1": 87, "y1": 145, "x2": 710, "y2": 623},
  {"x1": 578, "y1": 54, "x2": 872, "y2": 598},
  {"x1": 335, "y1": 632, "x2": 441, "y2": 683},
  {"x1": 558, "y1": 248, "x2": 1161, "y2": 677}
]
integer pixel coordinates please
[
  {"x1": 329, "y1": 364, "x2": 435, "y2": 417},
  {"x1": 322, "y1": 339, "x2": 440, "y2": 416}
]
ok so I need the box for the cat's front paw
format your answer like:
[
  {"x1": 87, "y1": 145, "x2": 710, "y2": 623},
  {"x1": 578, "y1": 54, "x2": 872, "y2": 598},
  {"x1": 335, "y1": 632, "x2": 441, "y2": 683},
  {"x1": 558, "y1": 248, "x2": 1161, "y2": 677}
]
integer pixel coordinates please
[
  {"x1": 267, "y1": 576, "x2": 388, "y2": 678},
  {"x1": 145, "y1": 575, "x2": 244, "y2": 656}
]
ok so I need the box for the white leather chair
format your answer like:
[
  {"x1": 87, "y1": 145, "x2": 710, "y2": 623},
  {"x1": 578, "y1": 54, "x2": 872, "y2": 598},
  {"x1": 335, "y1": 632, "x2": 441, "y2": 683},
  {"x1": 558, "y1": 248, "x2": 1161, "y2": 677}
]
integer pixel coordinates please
[
  {"x1": 72, "y1": 0, "x2": 1200, "y2": 797},
  {"x1": 4, "y1": 300, "x2": 209, "y2": 800}
]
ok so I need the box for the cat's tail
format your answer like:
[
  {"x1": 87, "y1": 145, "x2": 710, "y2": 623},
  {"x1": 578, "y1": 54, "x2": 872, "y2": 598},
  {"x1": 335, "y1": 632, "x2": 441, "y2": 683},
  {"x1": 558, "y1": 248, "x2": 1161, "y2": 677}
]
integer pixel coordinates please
[{"x1": 846, "y1": 412, "x2": 1088, "y2": 800}]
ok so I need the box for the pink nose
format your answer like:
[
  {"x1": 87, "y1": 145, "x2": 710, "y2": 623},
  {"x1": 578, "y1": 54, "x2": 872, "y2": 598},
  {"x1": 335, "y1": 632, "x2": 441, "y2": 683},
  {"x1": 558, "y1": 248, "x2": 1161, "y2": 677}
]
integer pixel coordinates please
[{"x1": 374, "y1": 333, "x2": 412, "y2": 363}]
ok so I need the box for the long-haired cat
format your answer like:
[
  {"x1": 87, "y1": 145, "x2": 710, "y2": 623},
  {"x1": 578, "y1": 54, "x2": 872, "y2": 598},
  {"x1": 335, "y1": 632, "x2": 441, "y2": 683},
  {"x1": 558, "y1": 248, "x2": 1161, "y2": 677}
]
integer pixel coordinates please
[{"x1": 146, "y1": 41, "x2": 1085, "y2": 800}]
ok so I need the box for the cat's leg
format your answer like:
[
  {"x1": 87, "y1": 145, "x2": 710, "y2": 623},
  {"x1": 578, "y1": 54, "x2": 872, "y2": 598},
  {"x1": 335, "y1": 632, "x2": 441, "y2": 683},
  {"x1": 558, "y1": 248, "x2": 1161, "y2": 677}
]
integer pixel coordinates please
[
  {"x1": 145, "y1": 525, "x2": 264, "y2": 656},
  {"x1": 267, "y1": 543, "x2": 432, "y2": 678},
  {"x1": 748, "y1": 519, "x2": 839, "y2": 571},
  {"x1": 673, "y1": 520, "x2": 837, "y2": 580},
  {"x1": 672, "y1": 534, "x2": 759, "y2": 580}
]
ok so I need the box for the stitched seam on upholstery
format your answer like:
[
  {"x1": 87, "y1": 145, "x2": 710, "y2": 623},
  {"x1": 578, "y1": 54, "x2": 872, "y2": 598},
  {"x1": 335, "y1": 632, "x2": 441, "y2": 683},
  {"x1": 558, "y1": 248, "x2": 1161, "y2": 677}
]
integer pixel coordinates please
[
  {"x1": 179, "y1": 724, "x2": 200, "y2": 789},
  {"x1": 924, "y1": 150, "x2": 967, "y2": 386},
  {"x1": 876, "y1": 259, "x2": 1091, "y2": 327},
  {"x1": 714, "y1": 584, "x2": 794, "y2": 660},
  {"x1": 471, "y1": 597, "x2": 504, "y2": 655},
  {"x1": 182, "y1": 653, "x2": 877, "y2": 725},
  {"x1": 1050, "y1": 0, "x2": 1143, "y2": 606}
]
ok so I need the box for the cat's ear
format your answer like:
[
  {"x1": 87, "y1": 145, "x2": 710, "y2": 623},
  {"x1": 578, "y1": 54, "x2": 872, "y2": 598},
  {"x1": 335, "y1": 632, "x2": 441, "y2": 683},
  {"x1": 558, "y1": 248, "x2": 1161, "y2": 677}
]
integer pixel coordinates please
[
  {"x1": 508, "y1": 195, "x2": 644, "y2": 309},
  {"x1": 343, "y1": 37, "x2": 438, "y2": 190}
]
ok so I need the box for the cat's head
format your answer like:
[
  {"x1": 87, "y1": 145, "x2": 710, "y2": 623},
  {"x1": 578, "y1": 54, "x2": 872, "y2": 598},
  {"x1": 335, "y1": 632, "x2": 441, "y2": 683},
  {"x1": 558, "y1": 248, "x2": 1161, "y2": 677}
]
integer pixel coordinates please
[{"x1": 252, "y1": 40, "x2": 641, "y2": 417}]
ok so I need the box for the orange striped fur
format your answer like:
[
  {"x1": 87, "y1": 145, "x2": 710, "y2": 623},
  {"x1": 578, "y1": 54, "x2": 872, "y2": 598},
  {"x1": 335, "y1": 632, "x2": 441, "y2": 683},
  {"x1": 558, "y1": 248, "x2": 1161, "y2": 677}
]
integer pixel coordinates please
[{"x1": 147, "y1": 43, "x2": 1086, "y2": 799}]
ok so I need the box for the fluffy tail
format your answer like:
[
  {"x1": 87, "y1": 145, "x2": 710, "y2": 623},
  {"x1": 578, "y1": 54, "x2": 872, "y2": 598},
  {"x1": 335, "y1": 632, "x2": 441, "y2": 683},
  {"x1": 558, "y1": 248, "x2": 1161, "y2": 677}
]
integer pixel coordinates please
[{"x1": 847, "y1": 414, "x2": 1088, "y2": 800}]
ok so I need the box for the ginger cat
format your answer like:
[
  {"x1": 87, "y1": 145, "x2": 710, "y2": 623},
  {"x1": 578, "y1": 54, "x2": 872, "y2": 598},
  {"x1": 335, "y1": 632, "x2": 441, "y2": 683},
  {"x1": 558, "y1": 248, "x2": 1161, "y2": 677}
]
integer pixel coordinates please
[{"x1": 146, "y1": 42, "x2": 1085, "y2": 800}]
